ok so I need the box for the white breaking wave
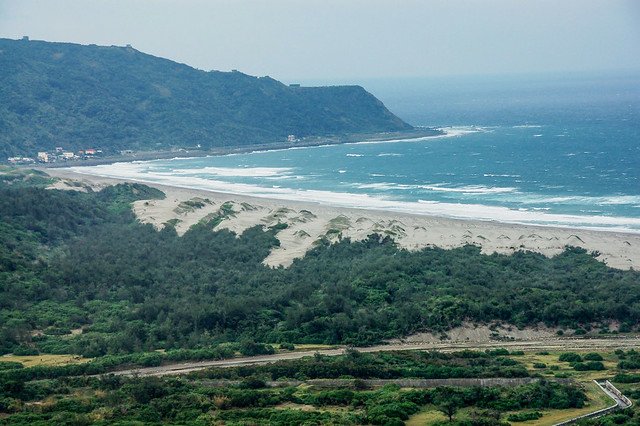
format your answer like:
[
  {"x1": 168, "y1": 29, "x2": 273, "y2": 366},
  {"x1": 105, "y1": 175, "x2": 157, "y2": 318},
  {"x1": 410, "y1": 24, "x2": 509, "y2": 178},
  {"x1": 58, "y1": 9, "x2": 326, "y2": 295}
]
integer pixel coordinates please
[
  {"x1": 515, "y1": 194, "x2": 640, "y2": 206},
  {"x1": 420, "y1": 184, "x2": 517, "y2": 194},
  {"x1": 167, "y1": 166, "x2": 293, "y2": 177},
  {"x1": 346, "y1": 153, "x2": 364, "y2": 157},
  {"x1": 357, "y1": 182, "x2": 416, "y2": 191},
  {"x1": 356, "y1": 182, "x2": 517, "y2": 195}
]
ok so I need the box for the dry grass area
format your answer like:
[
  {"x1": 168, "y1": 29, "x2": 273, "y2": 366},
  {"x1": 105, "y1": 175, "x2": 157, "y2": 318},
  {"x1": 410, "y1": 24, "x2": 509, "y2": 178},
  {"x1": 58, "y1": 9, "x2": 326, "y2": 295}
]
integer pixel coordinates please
[
  {"x1": 1, "y1": 354, "x2": 91, "y2": 368},
  {"x1": 406, "y1": 407, "x2": 447, "y2": 425},
  {"x1": 273, "y1": 402, "x2": 317, "y2": 412},
  {"x1": 273, "y1": 402, "x2": 358, "y2": 414},
  {"x1": 509, "y1": 351, "x2": 618, "y2": 381},
  {"x1": 291, "y1": 344, "x2": 340, "y2": 351}
]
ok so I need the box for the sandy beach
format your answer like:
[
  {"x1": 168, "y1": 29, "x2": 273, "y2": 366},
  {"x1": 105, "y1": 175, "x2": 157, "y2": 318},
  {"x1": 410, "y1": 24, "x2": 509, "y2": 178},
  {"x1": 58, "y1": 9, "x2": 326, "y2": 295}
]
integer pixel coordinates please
[{"x1": 46, "y1": 168, "x2": 640, "y2": 270}]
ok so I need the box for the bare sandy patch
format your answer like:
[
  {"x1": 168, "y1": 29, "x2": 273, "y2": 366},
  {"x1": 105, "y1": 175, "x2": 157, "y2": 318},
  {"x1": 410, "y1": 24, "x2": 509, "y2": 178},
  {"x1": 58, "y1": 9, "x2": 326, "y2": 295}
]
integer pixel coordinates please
[{"x1": 388, "y1": 322, "x2": 559, "y2": 344}]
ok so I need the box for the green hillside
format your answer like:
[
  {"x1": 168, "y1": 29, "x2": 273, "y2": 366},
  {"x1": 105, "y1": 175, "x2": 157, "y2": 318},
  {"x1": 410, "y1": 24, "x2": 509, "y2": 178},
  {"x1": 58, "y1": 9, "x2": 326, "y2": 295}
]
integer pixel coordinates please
[{"x1": 0, "y1": 38, "x2": 413, "y2": 158}]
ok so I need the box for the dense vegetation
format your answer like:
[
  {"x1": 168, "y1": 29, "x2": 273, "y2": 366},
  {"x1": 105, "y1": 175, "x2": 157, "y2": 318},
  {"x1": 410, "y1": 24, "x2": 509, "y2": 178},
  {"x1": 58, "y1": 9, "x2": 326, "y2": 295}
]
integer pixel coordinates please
[
  {"x1": 1, "y1": 170, "x2": 640, "y2": 357},
  {"x1": 0, "y1": 378, "x2": 587, "y2": 425},
  {"x1": 2, "y1": 172, "x2": 640, "y2": 424},
  {"x1": 0, "y1": 349, "x2": 589, "y2": 425},
  {"x1": 0, "y1": 38, "x2": 413, "y2": 158},
  {"x1": 195, "y1": 350, "x2": 531, "y2": 381}
]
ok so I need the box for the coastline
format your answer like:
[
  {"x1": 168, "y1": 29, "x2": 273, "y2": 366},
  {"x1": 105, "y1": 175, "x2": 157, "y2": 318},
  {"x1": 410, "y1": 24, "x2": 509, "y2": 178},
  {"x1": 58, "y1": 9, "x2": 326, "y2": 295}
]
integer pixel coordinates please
[
  {"x1": 31, "y1": 127, "x2": 443, "y2": 169},
  {"x1": 45, "y1": 167, "x2": 640, "y2": 270}
]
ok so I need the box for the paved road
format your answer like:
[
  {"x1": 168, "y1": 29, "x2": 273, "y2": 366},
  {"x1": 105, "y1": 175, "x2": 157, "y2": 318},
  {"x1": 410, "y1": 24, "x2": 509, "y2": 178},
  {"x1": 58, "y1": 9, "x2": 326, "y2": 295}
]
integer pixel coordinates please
[
  {"x1": 108, "y1": 336, "x2": 640, "y2": 378},
  {"x1": 598, "y1": 380, "x2": 633, "y2": 409}
]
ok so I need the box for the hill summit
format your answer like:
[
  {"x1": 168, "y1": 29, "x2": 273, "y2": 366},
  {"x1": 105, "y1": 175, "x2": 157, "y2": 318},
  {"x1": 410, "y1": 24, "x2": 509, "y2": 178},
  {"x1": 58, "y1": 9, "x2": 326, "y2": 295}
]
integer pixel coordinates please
[{"x1": 0, "y1": 38, "x2": 413, "y2": 158}]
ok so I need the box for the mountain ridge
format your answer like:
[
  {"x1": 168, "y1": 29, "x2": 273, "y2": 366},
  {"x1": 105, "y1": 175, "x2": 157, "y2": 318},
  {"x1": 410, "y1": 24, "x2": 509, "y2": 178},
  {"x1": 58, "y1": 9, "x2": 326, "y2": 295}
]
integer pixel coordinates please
[{"x1": 0, "y1": 38, "x2": 414, "y2": 158}]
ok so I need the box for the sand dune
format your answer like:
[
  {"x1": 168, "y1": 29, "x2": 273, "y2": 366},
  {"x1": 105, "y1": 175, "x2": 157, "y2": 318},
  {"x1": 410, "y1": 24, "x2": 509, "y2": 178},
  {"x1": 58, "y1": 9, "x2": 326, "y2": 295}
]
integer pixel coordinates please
[{"x1": 46, "y1": 169, "x2": 640, "y2": 269}]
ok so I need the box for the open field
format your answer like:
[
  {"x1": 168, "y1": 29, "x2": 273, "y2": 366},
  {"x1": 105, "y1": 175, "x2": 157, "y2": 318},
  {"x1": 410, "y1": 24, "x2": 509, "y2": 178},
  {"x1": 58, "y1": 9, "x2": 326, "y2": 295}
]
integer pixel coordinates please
[
  {"x1": 1, "y1": 354, "x2": 91, "y2": 368},
  {"x1": 406, "y1": 408, "x2": 447, "y2": 425}
]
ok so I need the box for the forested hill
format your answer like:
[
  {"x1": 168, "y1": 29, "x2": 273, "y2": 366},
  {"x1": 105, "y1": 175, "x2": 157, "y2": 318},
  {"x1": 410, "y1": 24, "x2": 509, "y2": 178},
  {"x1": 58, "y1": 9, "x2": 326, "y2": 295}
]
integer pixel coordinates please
[{"x1": 0, "y1": 38, "x2": 412, "y2": 157}]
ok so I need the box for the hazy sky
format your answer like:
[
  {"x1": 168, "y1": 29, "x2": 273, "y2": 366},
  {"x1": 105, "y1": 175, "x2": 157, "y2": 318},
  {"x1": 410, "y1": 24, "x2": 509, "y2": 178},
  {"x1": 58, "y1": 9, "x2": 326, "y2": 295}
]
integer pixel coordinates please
[{"x1": 1, "y1": 0, "x2": 639, "y2": 81}]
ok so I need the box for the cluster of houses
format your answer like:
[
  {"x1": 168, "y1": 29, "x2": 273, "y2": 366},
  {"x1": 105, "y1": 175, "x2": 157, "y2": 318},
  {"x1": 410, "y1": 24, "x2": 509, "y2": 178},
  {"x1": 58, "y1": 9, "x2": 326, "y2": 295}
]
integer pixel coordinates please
[{"x1": 7, "y1": 147, "x2": 103, "y2": 165}]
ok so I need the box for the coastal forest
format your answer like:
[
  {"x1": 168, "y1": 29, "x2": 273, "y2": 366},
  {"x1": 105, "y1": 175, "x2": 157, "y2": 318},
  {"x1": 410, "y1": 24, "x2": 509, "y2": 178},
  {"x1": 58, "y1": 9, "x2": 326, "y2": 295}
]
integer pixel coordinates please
[{"x1": 1, "y1": 168, "x2": 639, "y2": 358}]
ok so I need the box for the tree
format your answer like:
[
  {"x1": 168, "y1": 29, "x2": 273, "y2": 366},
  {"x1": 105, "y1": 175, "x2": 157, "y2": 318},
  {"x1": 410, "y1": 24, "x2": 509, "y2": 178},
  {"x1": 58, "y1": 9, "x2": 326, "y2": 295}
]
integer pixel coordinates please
[{"x1": 436, "y1": 396, "x2": 463, "y2": 422}]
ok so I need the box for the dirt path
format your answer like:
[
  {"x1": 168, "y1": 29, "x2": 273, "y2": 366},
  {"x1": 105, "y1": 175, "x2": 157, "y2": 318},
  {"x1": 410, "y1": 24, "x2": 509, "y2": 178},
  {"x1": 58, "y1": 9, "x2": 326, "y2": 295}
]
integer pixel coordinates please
[{"x1": 109, "y1": 336, "x2": 640, "y2": 377}]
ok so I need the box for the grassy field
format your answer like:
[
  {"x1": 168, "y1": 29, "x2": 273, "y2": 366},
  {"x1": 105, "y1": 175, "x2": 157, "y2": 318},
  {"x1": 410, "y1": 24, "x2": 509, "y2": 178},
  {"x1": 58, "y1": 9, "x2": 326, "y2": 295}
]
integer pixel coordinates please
[
  {"x1": 290, "y1": 344, "x2": 340, "y2": 351},
  {"x1": 510, "y1": 381, "x2": 614, "y2": 426},
  {"x1": 509, "y1": 351, "x2": 618, "y2": 381},
  {"x1": 1, "y1": 354, "x2": 91, "y2": 367},
  {"x1": 406, "y1": 350, "x2": 620, "y2": 425},
  {"x1": 406, "y1": 406, "x2": 447, "y2": 425}
]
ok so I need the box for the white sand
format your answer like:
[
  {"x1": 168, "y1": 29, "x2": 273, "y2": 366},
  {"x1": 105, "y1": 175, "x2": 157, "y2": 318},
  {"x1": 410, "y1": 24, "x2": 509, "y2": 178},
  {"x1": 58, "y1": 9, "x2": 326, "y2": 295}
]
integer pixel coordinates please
[{"x1": 45, "y1": 169, "x2": 640, "y2": 270}]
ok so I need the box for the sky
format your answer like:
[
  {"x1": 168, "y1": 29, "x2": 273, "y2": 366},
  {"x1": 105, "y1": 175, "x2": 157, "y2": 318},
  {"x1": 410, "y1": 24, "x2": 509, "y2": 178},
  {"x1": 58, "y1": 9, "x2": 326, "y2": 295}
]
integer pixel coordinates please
[{"x1": 1, "y1": 0, "x2": 639, "y2": 82}]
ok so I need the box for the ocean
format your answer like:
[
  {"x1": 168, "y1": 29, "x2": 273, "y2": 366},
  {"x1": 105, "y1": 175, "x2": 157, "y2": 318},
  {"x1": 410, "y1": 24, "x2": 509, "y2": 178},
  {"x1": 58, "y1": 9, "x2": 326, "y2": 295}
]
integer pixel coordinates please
[{"x1": 71, "y1": 72, "x2": 640, "y2": 233}]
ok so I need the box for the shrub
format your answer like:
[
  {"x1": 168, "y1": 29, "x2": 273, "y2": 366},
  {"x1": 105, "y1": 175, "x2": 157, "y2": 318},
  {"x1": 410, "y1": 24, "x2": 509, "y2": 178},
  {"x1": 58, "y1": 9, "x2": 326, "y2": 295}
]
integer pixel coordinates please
[
  {"x1": 312, "y1": 389, "x2": 355, "y2": 406},
  {"x1": 368, "y1": 401, "x2": 420, "y2": 422},
  {"x1": 508, "y1": 411, "x2": 543, "y2": 422},
  {"x1": 619, "y1": 323, "x2": 632, "y2": 333},
  {"x1": 486, "y1": 349, "x2": 510, "y2": 357},
  {"x1": 279, "y1": 343, "x2": 295, "y2": 351},
  {"x1": 573, "y1": 361, "x2": 605, "y2": 371},
  {"x1": 533, "y1": 363, "x2": 547, "y2": 369},
  {"x1": 0, "y1": 362, "x2": 23, "y2": 371},
  {"x1": 239, "y1": 342, "x2": 275, "y2": 356},
  {"x1": 583, "y1": 353, "x2": 603, "y2": 361},
  {"x1": 613, "y1": 374, "x2": 640, "y2": 383},
  {"x1": 559, "y1": 353, "x2": 582, "y2": 363},
  {"x1": 12, "y1": 346, "x2": 39, "y2": 356},
  {"x1": 239, "y1": 377, "x2": 267, "y2": 389},
  {"x1": 618, "y1": 360, "x2": 640, "y2": 370}
]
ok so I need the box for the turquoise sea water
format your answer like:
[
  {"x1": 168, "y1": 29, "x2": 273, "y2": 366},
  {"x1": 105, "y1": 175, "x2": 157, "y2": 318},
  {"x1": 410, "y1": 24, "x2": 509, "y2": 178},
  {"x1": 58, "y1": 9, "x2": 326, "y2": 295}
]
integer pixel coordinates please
[{"x1": 72, "y1": 72, "x2": 640, "y2": 232}]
